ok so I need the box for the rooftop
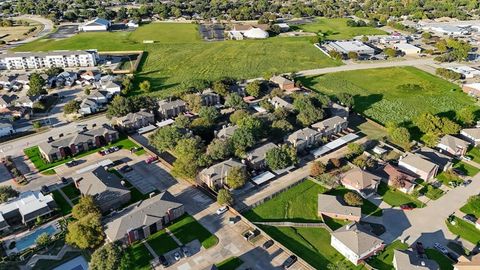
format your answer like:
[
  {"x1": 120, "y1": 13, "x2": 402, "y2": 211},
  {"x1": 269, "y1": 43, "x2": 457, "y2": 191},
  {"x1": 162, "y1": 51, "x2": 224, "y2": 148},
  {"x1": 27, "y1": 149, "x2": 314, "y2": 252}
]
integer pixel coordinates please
[
  {"x1": 331, "y1": 222, "x2": 383, "y2": 256},
  {"x1": 317, "y1": 194, "x2": 361, "y2": 218}
]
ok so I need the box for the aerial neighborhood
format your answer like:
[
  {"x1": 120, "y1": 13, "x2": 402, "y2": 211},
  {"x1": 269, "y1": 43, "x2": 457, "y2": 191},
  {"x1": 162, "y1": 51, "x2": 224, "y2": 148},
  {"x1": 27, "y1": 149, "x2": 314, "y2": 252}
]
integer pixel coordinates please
[{"x1": 2, "y1": 1, "x2": 480, "y2": 270}]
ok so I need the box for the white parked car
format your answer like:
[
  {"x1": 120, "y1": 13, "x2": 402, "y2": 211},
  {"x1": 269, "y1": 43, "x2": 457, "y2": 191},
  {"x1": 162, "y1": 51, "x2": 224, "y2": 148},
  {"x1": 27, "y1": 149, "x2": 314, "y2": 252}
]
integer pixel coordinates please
[{"x1": 216, "y1": 206, "x2": 228, "y2": 215}]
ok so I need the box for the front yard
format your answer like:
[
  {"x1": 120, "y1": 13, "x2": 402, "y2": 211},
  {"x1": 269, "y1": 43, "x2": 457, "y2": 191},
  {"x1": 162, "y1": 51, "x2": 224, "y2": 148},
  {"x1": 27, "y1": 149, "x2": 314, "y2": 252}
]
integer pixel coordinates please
[
  {"x1": 377, "y1": 182, "x2": 424, "y2": 208},
  {"x1": 453, "y1": 161, "x2": 480, "y2": 177},
  {"x1": 425, "y1": 249, "x2": 454, "y2": 270},
  {"x1": 51, "y1": 190, "x2": 72, "y2": 215},
  {"x1": 416, "y1": 180, "x2": 444, "y2": 200},
  {"x1": 123, "y1": 242, "x2": 153, "y2": 270},
  {"x1": 146, "y1": 229, "x2": 179, "y2": 256},
  {"x1": 460, "y1": 195, "x2": 480, "y2": 218},
  {"x1": 466, "y1": 146, "x2": 480, "y2": 164},
  {"x1": 367, "y1": 240, "x2": 408, "y2": 270},
  {"x1": 446, "y1": 217, "x2": 480, "y2": 245},
  {"x1": 168, "y1": 214, "x2": 218, "y2": 249}
]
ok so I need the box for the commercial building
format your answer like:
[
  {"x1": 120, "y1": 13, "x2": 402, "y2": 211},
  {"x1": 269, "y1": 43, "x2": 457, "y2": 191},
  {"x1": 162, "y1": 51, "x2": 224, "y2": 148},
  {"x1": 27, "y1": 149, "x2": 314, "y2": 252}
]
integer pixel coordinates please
[
  {"x1": 0, "y1": 50, "x2": 98, "y2": 70},
  {"x1": 79, "y1": 18, "x2": 111, "y2": 32},
  {"x1": 393, "y1": 43, "x2": 421, "y2": 55},
  {"x1": 326, "y1": 41, "x2": 376, "y2": 56}
]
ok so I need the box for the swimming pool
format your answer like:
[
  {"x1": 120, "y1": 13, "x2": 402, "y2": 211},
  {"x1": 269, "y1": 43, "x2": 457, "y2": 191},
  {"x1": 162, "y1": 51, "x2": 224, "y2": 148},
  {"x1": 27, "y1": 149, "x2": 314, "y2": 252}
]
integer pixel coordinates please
[
  {"x1": 15, "y1": 224, "x2": 58, "y2": 252},
  {"x1": 53, "y1": 256, "x2": 89, "y2": 270}
]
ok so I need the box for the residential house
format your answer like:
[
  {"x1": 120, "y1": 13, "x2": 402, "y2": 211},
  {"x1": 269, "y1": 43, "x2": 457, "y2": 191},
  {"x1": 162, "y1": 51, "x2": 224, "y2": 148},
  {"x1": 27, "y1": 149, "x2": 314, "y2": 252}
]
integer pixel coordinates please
[
  {"x1": 57, "y1": 71, "x2": 77, "y2": 87},
  {"x1": 270, "y1": 96, "x2": 294, "y2": 110},
  {"x1": 115, "y1": 111, "x2": 155, "y2": 131},
  {"x1": 79, "y1": 18, "x2": 111, "y2": 32},
  {"x1": 312, "y1": 116, "x2": 348, "y2": 138},
  {"x1": 38, "y1": 124, "x2": 119, "y2": 162},
  {"x1": 317, "y1": 194, "x2": 361, "y2": 222},
  {"x1": 393, "y1": 249, "x2": 439, "y2": 270},
  {"x1": 80, "y1": 70, "x2": 101, "y2": 81},
  {"x1": 158, "y1": 99, "x2": 186, "y2": 119},
  {"x1": 0, "y1": 119, "x2": 14, "y2": 137},
  {"x1": 0, "y1": 75, "x2": 14, "y2": 88},
  {"x1": 461, "y1": 128, "x2": 480, "y2": 146},
  {"x1": 0, "y1": 190, "x2": 56, "y2": 232},
  {"x1": 103, "y1": 81, "x2": 121, "y2": 95},
  {"x1": 198, "y1": 159, "x2": 246, "y2": 189},
  {"x1": 79, "y1": 99, "x2": 99, "y2": 115},
  {"x1": 331, "y1": 223, "x2": 384, "y2": 265},
  {"x1": 87, "y1": 90, "x2": 109, "y2": 104},
  {"x1": 246, "y1": 143, "x2": 277, "y2": 170},
  {"x1": 415, "y1": 147, "x2": 453, "y2": 172},
  {"x1": 76, "y1": 166, "x2": 131, "y2": 213},
  {"x1": 287, "y1": 127, "x2": 321, "y2": 152},
  {"x1": 104, "y1": 192, "x2": 184, "y2": 244},
  {"x1": 341, "y1": 167, "x2": 380, "y2": 198},
  {"x1": 398, "y1": 153, "x2": 439, "y2": 181},
  {"x1": 200, "y1": 89, "x2": 221, "y2": 106},
  {"x1": 216, "y1": 125, "x2": 238, "y2": 139},
  {"x1": 437, "y1": 135, "x2": 471, "y2": 157},
  {"x1": 454, "y1": 253, "x2": 480, "y2": 270},
  {"x1": 327, "y1": 102, "x2": 349, "y2": 118},
  {"x1": 15, "y1": 95, "x2": 38, "y2": 108},
  {"x1": 270, "y1": 75, "x2": 296, "y2": 91},
  {"x1": 383, "y1": 164, "x2": 416, "y2": 194}
]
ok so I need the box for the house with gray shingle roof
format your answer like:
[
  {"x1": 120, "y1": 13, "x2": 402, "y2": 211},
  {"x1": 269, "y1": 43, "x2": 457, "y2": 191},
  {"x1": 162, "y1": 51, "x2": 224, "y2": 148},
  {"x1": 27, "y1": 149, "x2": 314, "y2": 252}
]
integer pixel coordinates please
[
  {"x1": 437, "y1": 134, "x2": 471, "y2": 157},
  {"x1": 461, "y1": 128, "x2": 480, "y2": 146},
  {"x1": 331, "y1": 222, "x2": 384, "y2": 265},
  {"x1": 399, "y1": 153, "x2": 439, "y2": 181},
  {"x1": 104, "y1": 192, "x2": 184, "y2": 244},
  {"x1": 216, "y1": 125, "x2": 238, "y2": 139},
  {"x1": 198, "y1": 158, "x2": 246, "y2": 189},
  {"x1": 312, "y1": 116, "x2": 348, "y2": 137},
  {"x1": 158, "y1": 99, "x2": 186, "y2": 119},
  {"x1": 318, "y1": 194, "x2": 361, "y2": 222},
  {"x1": 76, "y1": 166, "x2": 130, "y2": 213},
  {"x1": 393, "y1": 249, "x2": 439, "y2": 270},
  {"x1": 115, "y1": 110, "x2": 155, "y2": 131},
  {"x1": 287, "y1": 127, "x2": 321, "y2": 152},
  {"x1": 38, "y1": 124, "x2": 118, "y2": 162},
  {"x1": 246, "y1": 142, "x2": 277, "y2": 170},
  {"x1": 270, "y1": 96, "x2": 294, "y2": 110},
  {"x1": 341, "y1": 167, "x2": 380, "y2": 198}
]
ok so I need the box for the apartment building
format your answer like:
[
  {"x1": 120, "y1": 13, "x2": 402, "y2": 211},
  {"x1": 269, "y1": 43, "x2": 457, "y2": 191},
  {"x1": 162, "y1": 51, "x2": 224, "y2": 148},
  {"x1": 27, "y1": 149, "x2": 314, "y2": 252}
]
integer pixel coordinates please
[{"x1": 0, "y1": 50, "x2": 98, "y2": 70}]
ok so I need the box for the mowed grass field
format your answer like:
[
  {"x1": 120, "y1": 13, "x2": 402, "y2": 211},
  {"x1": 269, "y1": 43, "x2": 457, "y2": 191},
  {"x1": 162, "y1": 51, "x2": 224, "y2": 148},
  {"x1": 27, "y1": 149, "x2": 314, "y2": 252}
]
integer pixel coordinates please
[
  {"x1": 300, "y1": 67, "x2": 477, "y2": 126},
  {"x1": 14, "y1": 23, "x2": 341, "y2": 97},
  {"x1": 296, "y1": 17, "x2": 386, "y2": 40}
]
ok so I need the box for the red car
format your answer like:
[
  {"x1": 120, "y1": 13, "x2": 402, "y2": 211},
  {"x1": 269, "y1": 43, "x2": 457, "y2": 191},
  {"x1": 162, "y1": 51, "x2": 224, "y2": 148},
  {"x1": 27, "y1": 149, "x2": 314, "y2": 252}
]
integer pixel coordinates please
[
  {"x1": 400, "y1": 204, "x2": 414, "y2": 210},
  {"x1": 146, "y1": 156, "x2": 158, "y2": 164}
]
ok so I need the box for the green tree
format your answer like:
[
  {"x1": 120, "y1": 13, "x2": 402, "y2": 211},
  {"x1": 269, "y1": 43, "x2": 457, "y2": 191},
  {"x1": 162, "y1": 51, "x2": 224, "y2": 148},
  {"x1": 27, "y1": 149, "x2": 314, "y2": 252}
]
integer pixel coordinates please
[
  {"x1": 84, "y1": 87, "x2": 91, "y2": 95},
  {"x1": 421, "y1": 132, "x2": 440, "y2": 147},
  {"x1": 89, "y1": 242, "x2": 124, "y2": 270},
  {"x1": 237, "y1": 115, "x2": 262, "y2": 135},
  {"x1": 225, "y1": 93, "x2": 246, "y2": 109},
  {"x1": 310, "y1": 161, "x2": 326, "y2": 177},
  {"x1": 389, "y1": 126, "x2": 411, "y2": 150},
  {"x1": 149, "y1": 126, "x2": 183, "y2": 152},
  {"x1": 66, "y1": 213, "x2": 104, "y2": 249},
  {"x1": 337, "y1": 93, "x2": 354, "y2": 108},
  {"x1": 271, "y1": 119, "x2": 293, "y2": 133},
  {"x1": 212, "y1": 80, "x2": 229, "y2": 97},
  {"x1": 226, "y1": 166, "x2": 247, "y2": 189},
  {"x1": 207, "y1": 139, "x2": 233, "y2": 160},
  {"x1": 441, "y1": 118, "x2": 461, "y2": 134},
  {"x1": 106, "y1": 96, "x2": 133, "y2": 118},
  {"x1": 35, "y1": 232, "x2": 50, "y2": 248},
  {"x1": 231, "y1": 128, "x2": 255, "y2": 156},
  {"x1": 328, "y1": 50, "x2": 342, "y2": 60},
  {"x1": 421, "y1": 32, "x2": 432, "y2": 40},
  {"x1": 384, "y1": 48, "x2": 397, "y2": 58},
  {"x1": 217, "y1": 189, "x2": 233, "y2": 205},
  {"x1": 348, "y1": 51, "x2": 359, "y2": 60},
  {"x1": 183, "y1": 93, "x2": 203, "y2": 113},
  {"x1": 46, "y1": 67, "x2": 63, "y2": 76},
  {"x1": 415, "y1": 113, "x2": 443, "y2": 134},
  {"x1": 198, "y1": 106, "x2": 220, "y2": 124},
  {"x1": 265, "y1": 145, "x2": 297, "y2": 170},
  {"x1": 245, "y1": 80, "x2": 261, "y2": 97},
  {"x1": 27, "y1": 73, "x2": 46, "y2": 97},
  {"x1": 346, "y1": 143, "x2": 364, "y2": 159},
  {"x1": 293, "y1": 95, "x2": 323, "y2": 126},
  {"x1": 139, "y1": 80, "x2": 151, "y2": 92},
  {"x1": 174, "y1": 114, "x2": 190, "y2": 129},
  {"x1": 0, "y1": 186, "x2": 18, "y2": 203},
  {"x1": 121, "y1": 76, "x2": 133, "y2": 95},
  {"x1": 361, "y1": 35, "x2": 369, "y2": 42},
  {"x1": 259, "y1": 99, "x2": 274, "y2": 112},
  {"x1": 343, "y1": 192, "x2": 363, "y2": 206},
  {"x1": 64, "y1": 100, "x2": 80, "y2": 115},
  {"x1": 172, "y1": 137, "x2": 203, "y2": 179},
  {"x1": 72, "y1": 196, "x2": 101, "y2": 220},
  {"x1": 457, "y1": 107, "x2": 475, "y2": 125},
  {"x1": 229, "y1": 110, "x2": 249, "y2": 124}
]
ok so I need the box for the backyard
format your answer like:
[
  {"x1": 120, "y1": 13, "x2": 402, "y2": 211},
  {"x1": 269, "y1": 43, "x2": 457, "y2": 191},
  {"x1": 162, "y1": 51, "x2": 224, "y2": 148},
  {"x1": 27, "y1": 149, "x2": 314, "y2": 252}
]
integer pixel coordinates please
[
  {"x1": 13, "y1": 23, "x2": 341, "y2": 97},
  {"x1": 377, "y1": 182, "x2": 424, "y2": 208},
  {"x1": 299, "y1": 67, "x2": 477, "y2": 129},
  {"x1": 296, "y1": 17, "x2": 387, "y2": 40}
]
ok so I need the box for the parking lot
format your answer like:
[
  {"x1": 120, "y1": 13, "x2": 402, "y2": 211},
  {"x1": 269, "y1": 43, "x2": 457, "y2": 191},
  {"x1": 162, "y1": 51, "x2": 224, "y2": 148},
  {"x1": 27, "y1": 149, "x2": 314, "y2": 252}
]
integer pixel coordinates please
[{"x1": 47, "y1": 25, "x2": 78, "y2": 39}]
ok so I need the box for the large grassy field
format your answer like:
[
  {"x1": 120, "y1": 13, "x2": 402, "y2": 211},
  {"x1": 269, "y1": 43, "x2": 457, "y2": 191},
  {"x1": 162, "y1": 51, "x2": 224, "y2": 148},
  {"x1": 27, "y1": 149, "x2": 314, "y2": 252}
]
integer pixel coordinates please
[
  {"x1": 297, "y1": 17, "x2": 387, "y2": 40},
  {"x1": 14, "y1": 23, "x2": 341, "y2": 97},
  {"x1": 299, "y1": 67, "x2": 477, "y2": 127}
]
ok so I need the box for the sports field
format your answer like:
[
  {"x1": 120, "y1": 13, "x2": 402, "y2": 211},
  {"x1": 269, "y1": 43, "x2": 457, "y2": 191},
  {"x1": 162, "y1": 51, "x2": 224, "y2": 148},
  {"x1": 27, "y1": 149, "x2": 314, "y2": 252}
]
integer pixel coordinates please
[
  {"x1": 296, "y1": 18, "x2": 386, "y2": 40},
  {"x1": 300, "y1": 66, "x2": 477, "y2": 126},
  {"x1": 14, "y1": 23, "x2": 341, "y2": 97}
]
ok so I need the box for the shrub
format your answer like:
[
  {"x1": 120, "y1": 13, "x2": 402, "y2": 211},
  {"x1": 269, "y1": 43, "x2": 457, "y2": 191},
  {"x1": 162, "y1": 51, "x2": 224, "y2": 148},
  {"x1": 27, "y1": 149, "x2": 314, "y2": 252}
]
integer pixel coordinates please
[{"x1": 344, "y1": 192, "x2": 363, "y2": 206}]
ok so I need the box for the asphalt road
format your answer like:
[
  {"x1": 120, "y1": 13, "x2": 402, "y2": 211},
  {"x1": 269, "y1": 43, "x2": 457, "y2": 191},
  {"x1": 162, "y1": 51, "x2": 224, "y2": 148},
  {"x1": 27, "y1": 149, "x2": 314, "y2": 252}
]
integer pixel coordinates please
[{"x1": 8, "y1": 15, "x2": 54, "y2": 46}]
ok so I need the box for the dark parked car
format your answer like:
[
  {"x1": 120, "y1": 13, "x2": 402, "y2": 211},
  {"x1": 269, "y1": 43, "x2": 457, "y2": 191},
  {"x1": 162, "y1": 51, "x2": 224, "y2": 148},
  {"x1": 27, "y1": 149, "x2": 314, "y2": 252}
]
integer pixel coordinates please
[
  {"x1": 41, "y1": 185, "x2": 50, "y2": 194},
  {"x1": 120, "y1": 165, "x2": 133, "y2": 173},
  {"x1": 47, "y1": 136, "x2": 54, "y2": 143},
  {"x1": 453, "y1": 168, "x2": 467, "y2": 176},
  {"x1": 60, "y1": 177, "x2": 68, "y2": 184},
  {"x1": 262, "y1": 240, "x2": 274, "y2": 249},
  {"x1": 282, "y1": 255, "x2": 297, "y2": 269},
  {"x1": 181, "y1": 246, "x2": 190, "y2": 257},
  {"x1": 66, "y1": 160, "x2": 78, "y2": 167},
  {"x1": 416, "y1": 242, "x2": 425, "y2": 255},
  {"x1": 158, "y1": 255, "x2": 168, "y2": 266}
]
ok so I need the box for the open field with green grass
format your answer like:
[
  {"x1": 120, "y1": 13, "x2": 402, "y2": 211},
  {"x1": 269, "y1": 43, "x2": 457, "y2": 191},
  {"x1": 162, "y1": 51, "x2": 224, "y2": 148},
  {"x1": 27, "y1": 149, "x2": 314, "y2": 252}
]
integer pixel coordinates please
[
  {"x1": 377, "y1": 182, "x2": 424, "y2": 208},
  {"x1": 168, "y1": 214, "x2": 218, "y2": 249},
  {"x1": 14, "y1": 23, "x2": 340, "y2": 97},
  {"x1": 425, "y1": 249, "x2": 454, "y2": 270},
  {"x1": 367, "y1": 240, "x2": 408, "y2": 270},
  {"x1": 446, "y1": 217, "x2": 480, "y2": 245},
  {"x1": 296, "y1": 18, "x2": 386, "y2": 40},
  {"x1": 299, "y1": 67, "x2": 477, "y2": 128}
]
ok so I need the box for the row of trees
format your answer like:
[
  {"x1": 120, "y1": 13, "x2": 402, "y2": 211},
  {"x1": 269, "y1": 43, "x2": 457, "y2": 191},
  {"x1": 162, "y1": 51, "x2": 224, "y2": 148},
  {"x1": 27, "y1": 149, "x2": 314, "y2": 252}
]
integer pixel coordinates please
[{"x1": 435, "y1": 68, "x2": 462, "y2": 81}]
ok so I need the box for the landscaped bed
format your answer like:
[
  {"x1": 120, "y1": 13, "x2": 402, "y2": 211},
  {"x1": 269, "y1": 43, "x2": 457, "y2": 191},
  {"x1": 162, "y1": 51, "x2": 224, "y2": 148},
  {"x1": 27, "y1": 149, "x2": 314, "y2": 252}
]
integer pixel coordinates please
[{"x1": 377, "y1": 182, "x2": 424, "y2": 208}]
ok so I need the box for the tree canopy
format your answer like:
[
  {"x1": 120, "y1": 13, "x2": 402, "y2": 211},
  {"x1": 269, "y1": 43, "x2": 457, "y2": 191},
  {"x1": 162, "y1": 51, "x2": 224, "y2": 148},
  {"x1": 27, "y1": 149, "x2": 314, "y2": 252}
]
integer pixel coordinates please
[{"x1": 89, "y1": 242, "x2": 124, "y2": 270}]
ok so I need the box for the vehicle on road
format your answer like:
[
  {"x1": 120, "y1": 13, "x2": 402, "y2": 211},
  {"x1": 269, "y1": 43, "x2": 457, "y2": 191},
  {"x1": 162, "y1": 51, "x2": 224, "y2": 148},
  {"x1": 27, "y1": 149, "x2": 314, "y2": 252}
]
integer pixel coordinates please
[
  {"x1": 463, "y1": 180, "x2": 472, "y2": 186},
  {"x1": 174, "y1": 252, "x2": 181, "y2": 261},
  {"x1": 181, "y1": 246, "x2": 190, "y2": 257},
  {"x1": 216, "y1": 206, "x2": 228, "y2": 215},
  {"x1": 243, "y1": 229, "x2": 260, "y2": 241},
  {"x1": 400, "y1": 204, "x2": 414, "y2": 210},
  {"x1": 66, "y1": 160, "x2": 78, "y2": 167},
  {"x1": 434, "y1": 243, "x2": 448, "y2": 254},
  {"x1": 262, "y1": 240, "x2": 274, "y2": 249},
  {"x1": 282, "y1": 255, "x2": 297, "y2": 269},
  {"x1": 60, "y1": 177, "x2": 68, "y2": 184},
  {"x1": 98, "y1": 150, "x2": 107, "y2": 156},
  {"x1": 159, "y1": 255, "x2": 168, "y2": 266},
  {"x1": 146, "y1": 156, "x2": 158, "y2": 164}
]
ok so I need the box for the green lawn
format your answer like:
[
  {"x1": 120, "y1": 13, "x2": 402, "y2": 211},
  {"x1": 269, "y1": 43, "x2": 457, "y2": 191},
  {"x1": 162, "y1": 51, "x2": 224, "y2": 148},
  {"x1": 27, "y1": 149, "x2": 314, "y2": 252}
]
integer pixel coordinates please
[
  {"x1": 367, "y1": 240, "x2": 408, "y2": 270},
  {"x1": 417, "y1": 182, "x2": 444, "y2": 200},
  {"x1": 460, "y1": 196, "x2": 480, "y2": 218},
  {"x1": 146, "y1": 229, "x2": 179, "y2": 256},
  {"x1": 124, "y1": 242, "x2": 154, "y2": 270},
  {"x1": 51, "y1": 190, "x2": 72, "y2": 215},
  {"x1": 425, "y1": 249, "x2": 454, "y2": 270},
  {"x1": 216, "y1": 257, "x2": 244, "y2": 270},
  {"x1": 436, "y1": 170, "x2": 463, "y2": 187},
  {"x1": 299, "y1": 67, "x2": 476, "y2": 128},
  {"x1": 167, "y1": 214, "x2": 218, "y2": 249},
  {"x1": 453, "y1": 161, "x2": 480, "y2": 177},
  {"x1": 296, "y1": 17, "x2": 387, "y2": 40},
  {"x1": 377, "y1": 182, "x2": 424, "y2": 208},
  {"x1": 446, "y1": 217, "x2": 480, "y2": 245},
  {"x1": 326, "y1": 188, "x2": 383, "y2": 217},
  {"x1": 466, "y1": 146, "x2": 480, "y2": 163},
  {"x1": 60, "y1": 183, "x2": 80, "y2": 200},
  {"x1": 261, "y1": 226, "x2": 365, "y2": 269},
  {"x1": 14, "y1": 23, "x2": 340, "y2": 97}
]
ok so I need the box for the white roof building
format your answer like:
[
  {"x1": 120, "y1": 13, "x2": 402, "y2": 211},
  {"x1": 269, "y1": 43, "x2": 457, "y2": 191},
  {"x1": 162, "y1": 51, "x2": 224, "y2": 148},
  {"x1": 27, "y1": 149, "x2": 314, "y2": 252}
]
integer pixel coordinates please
[
  {"x1": 448, "y1": 66, "x2": 480, "y2": 79},
  {"x1": 327, "y1": 41, "x2": 375, "y2": 55},
  {"x1": 80, "y1": 18, "x2": 111, "y2": 32},
  {"x1": 243, "y1": 28, "x2": 269, "y2": 39},
  {"x1": 393, "y1": 43, "x2": 421, "y2": 55}
]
